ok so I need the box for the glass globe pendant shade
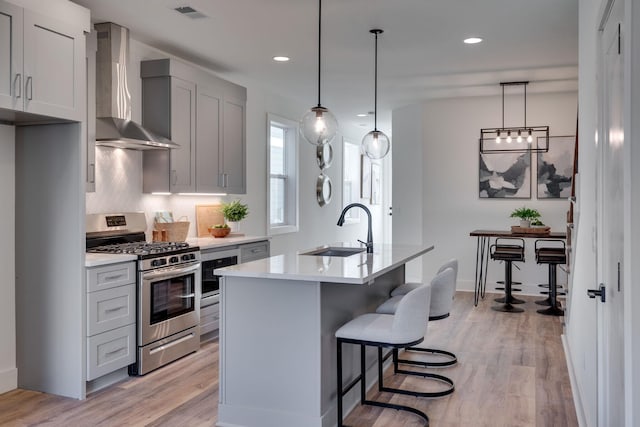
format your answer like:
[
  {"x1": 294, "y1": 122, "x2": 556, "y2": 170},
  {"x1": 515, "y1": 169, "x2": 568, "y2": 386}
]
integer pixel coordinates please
[
  {"x1": 362, "y1": 129, "x2": 390, "y2": 160},
  {"x1": 300, "y1": 106, "x2": 338, "y2": 146}
]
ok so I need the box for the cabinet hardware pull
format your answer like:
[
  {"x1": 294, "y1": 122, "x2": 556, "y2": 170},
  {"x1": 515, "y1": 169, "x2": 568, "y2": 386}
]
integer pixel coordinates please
[
  {"x1": 89, "y1": 163, "x2": 95, "y2": 183},
  {"x1": 172, "y1": 170, "x2": 178, "y2": 186},
  {"x1": 179, "y1": 293, "x2": 196, "y2": 299},
  {"x1": 104, "y1": 275, "x2": 124, "y2": 281},
  {"x1": 104, "y1": 306, "x2": 125, "y2": 313},
  {"x1": 26, "y1": 76, "x2": 33, "y2": 100},
  {"x1": 14, "y1": 74, "x2": 22, "y2": 98},
  {"x1": 104, "y1": 347, "x2": 126, "y2": 356}
]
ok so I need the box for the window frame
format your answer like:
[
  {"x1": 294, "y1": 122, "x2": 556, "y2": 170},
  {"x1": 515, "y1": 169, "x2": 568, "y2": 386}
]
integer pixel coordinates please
[{"x1": 267, "y1": 113, "x2": 299, "y2": 235}]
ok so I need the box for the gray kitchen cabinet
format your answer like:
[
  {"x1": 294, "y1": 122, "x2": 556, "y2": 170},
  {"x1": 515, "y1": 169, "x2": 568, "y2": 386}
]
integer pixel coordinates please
[
  {"x1": 141, "y1": 58, "x2": 246, "y2": 194},
  {"x1": 0, "y1": 0, "x2": 85, "y2": 122},
  {"x1": 142, "y1": 76, "x2": 196, "y2": 193},
  {"x1": 85, "y1": 30, "x2": 96, "y2": 192},
  {"x1": 240, "y1": 240, "x2": 270, "y2": 263},
  {"x1": 0, "y1": 1, "x2": 22, "y2": 111},
  {"x1": 86, "y1": 262, "x2": 136, "y2": 382}
]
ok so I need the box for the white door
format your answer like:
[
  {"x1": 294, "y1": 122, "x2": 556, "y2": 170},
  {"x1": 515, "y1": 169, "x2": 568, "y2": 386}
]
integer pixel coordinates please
[{"x1": 596, "y1": 1, "x2": 625, "y2": 425}]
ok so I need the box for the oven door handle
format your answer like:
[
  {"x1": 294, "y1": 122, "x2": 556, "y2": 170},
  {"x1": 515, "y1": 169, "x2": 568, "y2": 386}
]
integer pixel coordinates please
[{"x1": 142, "y1": 262, "x2": 201, "y2": 281}]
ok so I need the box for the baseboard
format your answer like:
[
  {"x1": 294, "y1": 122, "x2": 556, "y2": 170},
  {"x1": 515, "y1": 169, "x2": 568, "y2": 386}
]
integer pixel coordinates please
[
  {"x1": 457, "y1": 279, "x2": 564, "y2": 297},
  {"x1": 562, "y1": 334, "x2": 587, "y2": 427},
  {"x1": 0, "y1": 367, "x2": 18, "y2": 394}
]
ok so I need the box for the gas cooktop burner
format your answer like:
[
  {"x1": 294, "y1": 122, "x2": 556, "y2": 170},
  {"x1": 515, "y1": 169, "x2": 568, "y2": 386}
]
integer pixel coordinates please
[{"x1": 87, "y1": 241, "x2": 191, "y2": 256}]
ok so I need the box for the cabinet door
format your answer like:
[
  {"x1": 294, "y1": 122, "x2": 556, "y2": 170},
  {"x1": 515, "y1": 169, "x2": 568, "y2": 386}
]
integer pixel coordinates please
[
  {"x1": 221, "y1": 96, "x2": 246, "y2": 194},
  {"x1": 0, "y1": 1, "x2": 23, "y2": 111},
  {"x1": 169, "y1": 77, "x2": 196, "y2": 192},
  {"x1": 22, "y1": 10, "x2": 84, "y2": 121},
  {"x1": 195, "y1": 84, "x2": 223, "y2": 193},
  {"x1": 85, "y1": 30, "x2": 96, "y2": 192}
]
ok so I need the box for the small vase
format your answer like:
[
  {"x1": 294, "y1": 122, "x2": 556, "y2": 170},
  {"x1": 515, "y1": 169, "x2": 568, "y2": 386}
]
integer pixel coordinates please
[{"x1": 519, "y1": 219, "x2": 531, "y2": 228}]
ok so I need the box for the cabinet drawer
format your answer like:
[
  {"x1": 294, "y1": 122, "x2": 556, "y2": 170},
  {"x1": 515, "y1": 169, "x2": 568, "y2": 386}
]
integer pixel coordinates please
[
  {"x1": 87, "y1": 324, "x2": 136, "y2": 381},
  {"x1": 240, "y1": 241, "x2": 270, "y2": 263},
  {"x1": 87, "y1": 284, "x2": 136, "y2": 336},
  {"x1": 87, "y1": 262, "x2": 136, "y2": 292},
  {"x1": 200, "y1": 302, "x2": 220, "y2": 335}
]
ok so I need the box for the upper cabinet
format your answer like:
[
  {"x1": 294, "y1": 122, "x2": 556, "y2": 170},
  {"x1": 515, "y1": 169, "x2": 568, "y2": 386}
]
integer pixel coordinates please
[
  {"x1": 141, "y1": 58, "x2": 246, "y2": 194},
  {"x1": 0, "y1": 0, "x2": 85, "y2": 123}
]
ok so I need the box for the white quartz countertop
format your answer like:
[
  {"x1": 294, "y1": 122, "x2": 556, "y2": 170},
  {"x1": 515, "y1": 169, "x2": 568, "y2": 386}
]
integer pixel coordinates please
[
  {"x1": 186, "y1": 235, "x2": 269, "y2": 251},
  {"x1": 85, "y1": 253, "x2": 137, "y2": 267},
  {"x1": 214, "y1": 242, "x2": 434, "y2": 284}
]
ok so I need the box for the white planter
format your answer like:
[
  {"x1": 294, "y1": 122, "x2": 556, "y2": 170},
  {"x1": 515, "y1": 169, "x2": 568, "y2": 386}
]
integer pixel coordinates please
[
  {"x1": 519, "y1": 219, "x2": 531, "y2": 228},
  {"x1": 227, "y1": 221, "x2": 241, "y2": 233}
]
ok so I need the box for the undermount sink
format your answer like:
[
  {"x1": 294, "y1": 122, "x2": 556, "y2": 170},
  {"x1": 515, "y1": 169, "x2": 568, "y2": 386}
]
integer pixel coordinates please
[{"x1": 301, "y1": 247, "x2": 366, "y2": 257}]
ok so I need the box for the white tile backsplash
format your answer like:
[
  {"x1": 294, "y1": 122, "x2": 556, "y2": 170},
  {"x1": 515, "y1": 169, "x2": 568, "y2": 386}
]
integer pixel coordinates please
[{"x1": 86, "y1": 147, "x2": 225, "y2": 239}]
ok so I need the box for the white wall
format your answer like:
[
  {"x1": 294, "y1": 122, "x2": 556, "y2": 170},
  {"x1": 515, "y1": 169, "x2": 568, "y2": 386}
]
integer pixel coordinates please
[
  {"x1": 393, "y1": 91, "x2": 578, "y2": 292},
  {"x1": 0, "y1": 125, "x2": 16, "y2": 394},
  {"x1": 563, "y1": 0, "x2": 599, "y2": 424},
  {"x1": 86, "y1": 38, "x2": 384, "y2": 255}
]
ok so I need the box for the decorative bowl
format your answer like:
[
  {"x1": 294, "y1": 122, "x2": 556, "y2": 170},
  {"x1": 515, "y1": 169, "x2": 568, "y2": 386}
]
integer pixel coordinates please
[{"x1": 209, "y1": 226, "x2": 231, "y2": 238}]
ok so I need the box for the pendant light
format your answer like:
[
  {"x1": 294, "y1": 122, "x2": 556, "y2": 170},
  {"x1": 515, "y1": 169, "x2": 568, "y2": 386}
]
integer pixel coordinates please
[
  {"x1": 300, "y1": 0, "x2": 338, "y2": 146},
  {"x1": 362, "y1": 29, "x2": 390, "y2": 160},
  {"x1": 479, "y1": 81, "x2": 549, "y2": 153}
]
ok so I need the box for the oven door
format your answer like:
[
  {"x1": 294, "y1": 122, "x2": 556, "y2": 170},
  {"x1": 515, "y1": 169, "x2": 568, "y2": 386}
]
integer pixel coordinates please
[{"x1": 139, "y1": 261, "x2": 201, "y2": 346}]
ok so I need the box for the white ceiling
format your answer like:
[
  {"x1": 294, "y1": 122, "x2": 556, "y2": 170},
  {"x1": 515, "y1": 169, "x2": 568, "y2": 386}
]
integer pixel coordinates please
[{"x1": 70, "y1": 0, "x2": 578, "y2": 133}]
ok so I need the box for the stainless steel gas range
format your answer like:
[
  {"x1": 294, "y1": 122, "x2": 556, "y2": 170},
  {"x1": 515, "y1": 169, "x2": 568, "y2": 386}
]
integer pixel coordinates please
[{"x1": 86, "y1": 212, "x2": 201, "y2": 375}]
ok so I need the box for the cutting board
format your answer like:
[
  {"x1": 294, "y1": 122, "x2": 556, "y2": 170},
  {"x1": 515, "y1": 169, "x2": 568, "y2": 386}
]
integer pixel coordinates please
[{"x1": 196, "y1": 204, "x2": 224, "y2": 237}]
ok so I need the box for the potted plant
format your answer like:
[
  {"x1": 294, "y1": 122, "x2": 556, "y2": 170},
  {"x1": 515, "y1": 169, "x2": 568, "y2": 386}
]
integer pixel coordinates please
[
  {"x1": 510, "y1": 206, "x2": 541, "y2": 228},
  {"x1": 221, "y1": 199, "x2": 249, "y2": 232}
]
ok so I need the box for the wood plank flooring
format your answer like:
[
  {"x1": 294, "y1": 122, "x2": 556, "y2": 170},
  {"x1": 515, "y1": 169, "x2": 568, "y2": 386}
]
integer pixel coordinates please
[{"x1": 0, "y1": 292, "x2": 577, "y2": 427}]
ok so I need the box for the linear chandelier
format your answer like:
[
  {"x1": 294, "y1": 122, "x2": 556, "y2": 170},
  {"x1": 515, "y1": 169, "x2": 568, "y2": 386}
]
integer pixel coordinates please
[{"x1": 480, "y1": 81, "x2": 549, "y2": 154}]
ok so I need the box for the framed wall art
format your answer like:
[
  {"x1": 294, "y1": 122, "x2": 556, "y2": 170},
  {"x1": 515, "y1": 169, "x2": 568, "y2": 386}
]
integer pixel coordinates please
[
  {"x1": 537, "y1": 135, "x2": 576, "y2": 199},
  {"x1": 479, "y1": 142, "x2": 531, "y2": 199}
]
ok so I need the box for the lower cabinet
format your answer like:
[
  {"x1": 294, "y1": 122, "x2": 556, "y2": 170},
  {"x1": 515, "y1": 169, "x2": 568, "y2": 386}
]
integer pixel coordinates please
[
  {"x1": 199, "y1": 240, "x2": 270, "y2": 341},
  {"x1": 86, "y1": 262, "x2": 137, "y2": 381},
  {"x1": 200, "y1": 302, "x2": 220, "y2": 337}
]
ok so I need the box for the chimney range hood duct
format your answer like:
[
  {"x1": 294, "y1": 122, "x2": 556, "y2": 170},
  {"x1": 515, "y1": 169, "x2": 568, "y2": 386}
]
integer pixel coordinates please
[{"x1": 94, "y1": 22, "x2": 179, "y2": 150}]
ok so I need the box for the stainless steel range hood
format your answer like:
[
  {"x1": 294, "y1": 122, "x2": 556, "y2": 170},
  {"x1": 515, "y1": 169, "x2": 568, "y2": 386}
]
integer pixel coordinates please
[{"x1": 95, "y1": 22, "x2": 179, "y2": 150}]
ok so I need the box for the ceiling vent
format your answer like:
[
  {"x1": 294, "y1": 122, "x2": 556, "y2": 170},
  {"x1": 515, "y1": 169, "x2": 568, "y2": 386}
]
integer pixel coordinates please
[{"x1": 174, "y1": 6, "x2": 208, "y2": 19}]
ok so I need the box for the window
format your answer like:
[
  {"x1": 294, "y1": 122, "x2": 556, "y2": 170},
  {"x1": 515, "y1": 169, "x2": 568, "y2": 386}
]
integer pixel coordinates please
[
  {"x1": 268, "y1": 114, "x2": 298, "y2": 234},
  {"x1": 342, "y1": 139, "x2": 361, "y2": 222}
]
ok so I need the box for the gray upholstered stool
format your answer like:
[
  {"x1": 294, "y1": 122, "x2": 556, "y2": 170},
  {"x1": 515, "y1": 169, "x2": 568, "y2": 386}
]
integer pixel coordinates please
[
  {"x1": 336, "y1": 283, "x2": 454, "y2": 427},
  {"x1": 390, "y1": 258, "x2": 458, "y2": 299},
  {"x1": 377, "y1": 267, "x2": 458, "y2": 368}
]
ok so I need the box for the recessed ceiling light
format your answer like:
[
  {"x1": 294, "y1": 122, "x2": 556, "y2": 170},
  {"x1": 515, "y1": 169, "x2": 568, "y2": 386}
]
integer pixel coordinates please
[
  {"x1": 356, "y1": 113, "x2": 368, "y2": 117},
  {"x1": 273, "y1": 56, "x2": 290, "y2": 62},
  {"x1": 464, "y1": 37, "x2": 483, "y2": 44}
]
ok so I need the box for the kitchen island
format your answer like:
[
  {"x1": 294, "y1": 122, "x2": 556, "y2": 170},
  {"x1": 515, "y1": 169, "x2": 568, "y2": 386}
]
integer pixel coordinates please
[{"x1": 215, "y1": 242, "x2": 434, "y2": 427}]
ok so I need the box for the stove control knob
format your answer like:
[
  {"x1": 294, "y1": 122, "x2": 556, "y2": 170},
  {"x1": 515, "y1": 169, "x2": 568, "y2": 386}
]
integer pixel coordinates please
[
  {"x1": 191, "y1": 253, "x2": 197, "y2": 260},
  {"x1": 170, "y1": 256, "x2": 179, "y2": 264},
  {"x1": 151, "y1": 259, "x2": 162, "y2": 267},
  {"x1": 181, "y1": 254, "x2": 190, "y2": 261}
]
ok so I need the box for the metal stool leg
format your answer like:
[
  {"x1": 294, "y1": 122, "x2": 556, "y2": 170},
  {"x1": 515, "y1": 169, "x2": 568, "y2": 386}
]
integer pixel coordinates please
[
  {"x1": 537, "y1": 264, "x2": 564, "y2": 316},
  {"x1": 492, "y1": 260, "x2": 524, "y2": 313}
]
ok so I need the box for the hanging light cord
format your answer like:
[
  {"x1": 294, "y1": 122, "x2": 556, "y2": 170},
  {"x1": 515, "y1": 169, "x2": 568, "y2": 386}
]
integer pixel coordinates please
[
  {"x1": 370, "y1": 29, "x2": 383, "y2": 131},
  {"x1": 316, "y1": 0, "x2": 322, "y2": 107}
]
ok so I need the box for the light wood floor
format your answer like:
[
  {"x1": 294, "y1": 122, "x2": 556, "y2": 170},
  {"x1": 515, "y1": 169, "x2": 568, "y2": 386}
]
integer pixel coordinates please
[{"x1": 0, "y1": 292, "x2": 577, "y2": 427}]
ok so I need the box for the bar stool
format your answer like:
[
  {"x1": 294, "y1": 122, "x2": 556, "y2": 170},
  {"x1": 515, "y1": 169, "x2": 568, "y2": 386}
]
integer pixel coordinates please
[
  {"x1": 390, "y1": 258, "x2": 458, "y2": 298},
  {"x1": 336, "y1": 283, "x2": 454, "y2": 427},
  {"x1": 490, "y1": 238, "x2": 525, "y2": 313},
  {"x1": 377, "y1": 267, "x2": 458, "y2": 368},
  {"x1": 534, "y1": 240, "x2": 566, "y2": 316}
]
